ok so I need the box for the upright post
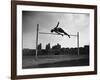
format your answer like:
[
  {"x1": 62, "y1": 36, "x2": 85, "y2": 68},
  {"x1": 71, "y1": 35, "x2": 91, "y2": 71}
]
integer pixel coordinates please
[
  {"x1": 36, "y1": 24, "x2": 39, "y2": 58},
  {"x1": 77, "y1": 32, "x2": 79, "y2": 56}
]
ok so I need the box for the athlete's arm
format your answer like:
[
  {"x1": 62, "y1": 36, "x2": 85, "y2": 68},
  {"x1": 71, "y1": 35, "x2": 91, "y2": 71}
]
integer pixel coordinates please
[{"x1": 55, "y1": 22, "x2": 60, "y2": 28}]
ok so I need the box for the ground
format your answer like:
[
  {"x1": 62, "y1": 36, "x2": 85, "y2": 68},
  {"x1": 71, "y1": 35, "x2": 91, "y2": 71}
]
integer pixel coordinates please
[{"x1": 22, "y1": 54, "x2": 89, "y2": 69}]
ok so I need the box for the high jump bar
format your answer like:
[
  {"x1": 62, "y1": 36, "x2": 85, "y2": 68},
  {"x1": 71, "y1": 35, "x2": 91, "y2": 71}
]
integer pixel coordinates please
[{"x1": 39, "y1": 32, "x2": 77, "y2": 36}]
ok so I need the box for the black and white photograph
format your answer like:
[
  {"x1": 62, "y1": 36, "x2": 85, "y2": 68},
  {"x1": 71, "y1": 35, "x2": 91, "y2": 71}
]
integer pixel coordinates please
[
  {"x1": 22, "y1": 11, "x2": 90, "y2": 69},
  {"x1": 11, "y1": 1, "x2": 97, "y2": 79}
]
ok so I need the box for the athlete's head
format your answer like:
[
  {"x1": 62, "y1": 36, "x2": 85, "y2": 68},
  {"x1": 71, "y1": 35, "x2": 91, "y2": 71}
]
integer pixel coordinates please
[{"x1": 51, "y1": 29, "x2": 54, "y2": 32}]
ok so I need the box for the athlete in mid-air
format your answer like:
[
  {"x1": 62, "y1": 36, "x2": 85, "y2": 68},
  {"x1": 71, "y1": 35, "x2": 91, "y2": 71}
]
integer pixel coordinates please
[{"x1": 51, "y1": 22, "x2": 70, "y2": 38}]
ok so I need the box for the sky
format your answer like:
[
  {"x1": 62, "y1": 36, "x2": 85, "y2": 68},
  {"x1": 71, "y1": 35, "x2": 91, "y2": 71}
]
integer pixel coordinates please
[{"x1": 22, "y1": 11, "x2": 90, "y2": 49}]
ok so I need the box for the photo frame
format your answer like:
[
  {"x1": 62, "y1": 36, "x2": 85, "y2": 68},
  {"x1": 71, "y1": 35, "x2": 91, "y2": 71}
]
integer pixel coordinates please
[{"x1": 11, "y1": 1, "x2": 97, "y2": 80}]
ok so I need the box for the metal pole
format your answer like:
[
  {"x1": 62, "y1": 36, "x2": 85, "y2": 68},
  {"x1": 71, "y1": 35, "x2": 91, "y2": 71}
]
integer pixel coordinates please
[
  {"x1": 36, "y1": 24, "x2": 39, "y2": 58},
  {"x1": 77, "y1": 32, "x2": 79, "y2": 56}
]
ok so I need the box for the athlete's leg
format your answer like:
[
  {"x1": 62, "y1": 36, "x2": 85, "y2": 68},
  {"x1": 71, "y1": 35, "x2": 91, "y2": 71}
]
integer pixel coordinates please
[
  {"x1": 64, "y1": 32, "x2": 70, "y2": 38},
  {"x1": 58, "y1": 28, "x2": 70, "y2": 38},
  {"x1": 56, "y1": 32, "x2": 63, "y2": 36}
]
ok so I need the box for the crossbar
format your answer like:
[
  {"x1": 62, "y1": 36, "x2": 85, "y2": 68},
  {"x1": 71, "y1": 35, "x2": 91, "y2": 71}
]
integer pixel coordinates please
[
  {"x1": 39, "y1": 32, "x2": 77, "y2": 36},
  {"x1": 39, "y1": 32, "x2": 61, "y2": 35}
]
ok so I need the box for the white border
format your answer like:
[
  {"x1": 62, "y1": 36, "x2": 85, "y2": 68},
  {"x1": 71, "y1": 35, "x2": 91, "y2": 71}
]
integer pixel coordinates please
[{"x1": 17, "y1": 5, "x2": 94, "y2": 75}]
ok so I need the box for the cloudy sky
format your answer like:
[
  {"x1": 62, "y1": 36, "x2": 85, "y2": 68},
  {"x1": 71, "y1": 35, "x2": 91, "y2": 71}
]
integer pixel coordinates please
[{"x1": 22, "y1": 11, "x2": 90, "y2": 49}]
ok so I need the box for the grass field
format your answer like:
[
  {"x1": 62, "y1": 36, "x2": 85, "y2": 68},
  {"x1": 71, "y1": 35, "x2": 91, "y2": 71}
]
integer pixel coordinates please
[{"x1": 22, "y1": 54, "x2": 89, "y2": 69}]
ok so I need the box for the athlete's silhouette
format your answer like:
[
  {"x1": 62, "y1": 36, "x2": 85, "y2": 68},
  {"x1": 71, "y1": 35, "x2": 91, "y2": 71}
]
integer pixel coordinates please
[{"x1": 51, "y1": 22, "x2": 70, "y2": 38}]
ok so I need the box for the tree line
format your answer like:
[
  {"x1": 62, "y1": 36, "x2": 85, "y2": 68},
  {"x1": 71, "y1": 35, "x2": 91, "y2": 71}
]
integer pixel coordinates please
[{"x1": 23, "y1": 43, "x2": 89, "y2": 56}]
